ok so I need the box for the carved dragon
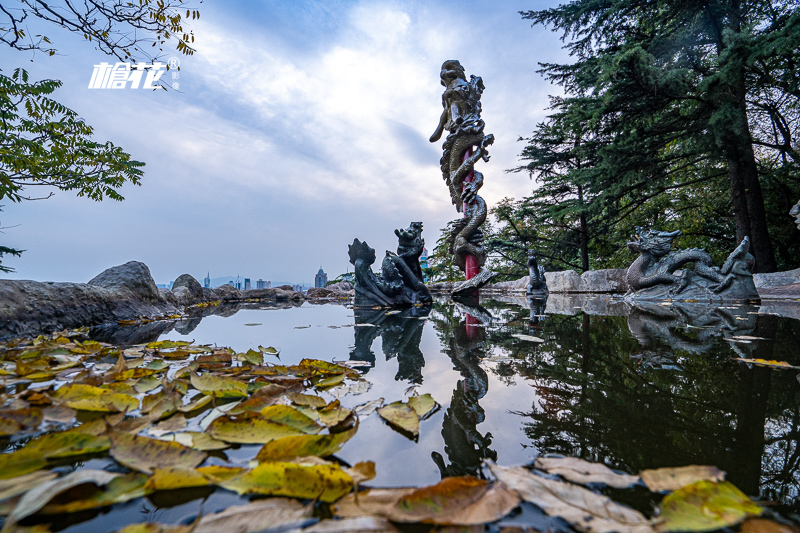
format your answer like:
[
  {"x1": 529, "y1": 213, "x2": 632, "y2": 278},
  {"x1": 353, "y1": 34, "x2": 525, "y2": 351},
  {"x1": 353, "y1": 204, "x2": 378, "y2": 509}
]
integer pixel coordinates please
[
  {"x1": 526, "y1": 249, "x2": 548, "y2": 296},
  {"x1": 625, "y1": 227, "x2": 759, "y2": 301},
  {"x1": 430, "y1": 60, "x2": 495, "y2": 292},
  {"x1": 349, "y1": 222, "x2": 432, "y2": 307}
]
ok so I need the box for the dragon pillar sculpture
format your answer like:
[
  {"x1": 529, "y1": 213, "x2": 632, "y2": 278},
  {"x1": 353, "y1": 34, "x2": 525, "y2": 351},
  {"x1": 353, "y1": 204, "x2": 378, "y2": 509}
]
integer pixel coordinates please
[
  {"x1": 349, "y1": 222, "x2": 432, "y2": 308},
  {"x1": 624, "y1": 227, "x2": 759, "y2": 302},
  {"x1": 791, "y1": 199, "x2": 800, "y2": 230},
  {"x1": 430, "y1": 60, "x2": 496, "y2": 296}
]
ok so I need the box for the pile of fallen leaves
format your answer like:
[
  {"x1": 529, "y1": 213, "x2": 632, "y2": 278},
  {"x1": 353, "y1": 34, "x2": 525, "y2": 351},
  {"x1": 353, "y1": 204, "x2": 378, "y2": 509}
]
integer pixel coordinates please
[{"x1": 0, "y1": 330, "x2": 794, "y2": 533}]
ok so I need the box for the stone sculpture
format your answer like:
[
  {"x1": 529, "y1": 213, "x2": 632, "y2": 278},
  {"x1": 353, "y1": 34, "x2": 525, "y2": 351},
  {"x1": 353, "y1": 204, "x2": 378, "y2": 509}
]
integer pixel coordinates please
[
  {"x1": 526, "y1": 249, "x2": 548, "y2": 297},
  {"x1": 624, "y1": 227, "x2": 759, "y2": 301},
  {"x1": 791, "y1": 199, "x2": 800, "y2": 230},
  {"x1": 430, "y1": 60, "x2": 496, "y2": 295},
  {"x1": 349, "y1": 222, "x2": 433, "y2": 307}
]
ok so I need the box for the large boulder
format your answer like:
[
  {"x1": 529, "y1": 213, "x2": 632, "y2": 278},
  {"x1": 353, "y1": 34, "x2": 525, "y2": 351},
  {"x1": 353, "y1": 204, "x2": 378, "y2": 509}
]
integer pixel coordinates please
[
  {"x1": 488, "y1": 276, "x2": 530, "y2": 292},
  {"x1": 172, "y1": 274, "x2": 204, "y2": 303},
  {"x1": 545, "y1": 270, "x2": 583, "y2": 292},
  {"x1": 307, "y1": 287, "x2": 335, "y2": 298},
  {"x1": 87, "y1": 261, "x2": 160, "y2": 301},
  {"x1": 545, "y1": 269, "x2": 628, "y2": 293},
  {"x1": 212, "y1": 284, "x2": 241, "y2": 300},
  {"x1": 754, "y1": 268, "x2": 800, "y2": 290},
  {"x1": 1, "y1": 261, "x2": 180, "y2": 339}
]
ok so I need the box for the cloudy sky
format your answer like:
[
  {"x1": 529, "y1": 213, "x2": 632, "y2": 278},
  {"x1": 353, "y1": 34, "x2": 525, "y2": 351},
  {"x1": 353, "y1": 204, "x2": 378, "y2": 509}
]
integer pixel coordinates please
[{"x1": 1, "y1": 0, "x2": 569, "y2": 285}]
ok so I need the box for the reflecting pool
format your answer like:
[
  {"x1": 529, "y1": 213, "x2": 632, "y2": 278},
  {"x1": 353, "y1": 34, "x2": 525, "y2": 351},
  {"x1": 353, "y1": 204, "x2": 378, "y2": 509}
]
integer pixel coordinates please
[{"x1": 42, "y1": 294, "x2": 800, "y2": 529}]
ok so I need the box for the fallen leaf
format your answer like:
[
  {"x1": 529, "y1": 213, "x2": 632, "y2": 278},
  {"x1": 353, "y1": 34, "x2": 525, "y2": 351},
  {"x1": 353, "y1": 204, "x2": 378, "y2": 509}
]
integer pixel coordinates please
[
  {"x1": 167, "y1": 432, "x2": 229, "y2": 451},
  {"x1": 148, "y1": 414, "x2": 187, "y2": 437},
  {"x1": 218, "y1": 461, "x2": 353, "y2": 502},
  {"x1": 207, "y1": 415, "x2": 318, "y2": 444},
  {"x1": 740, "y1": 519, "x2": 800, "y2": 533},
  {"x1": 301, "y1": 516, "x2": 399, "y2": 532},
  {"x1": 535, "y1": 456, "x2": 640, "y2": 489},
  {"x1": 488, "y1": 463, "x2": 652, "y2": 533},
  {"x1": 255, "y1": 425, "x2": 358, "y2": 462},
  {"x1": 193, "y1": 498, "x2": 313, "y2": 533},
  {"x1": 640, "y1": 465, "x2": 725, "y2": 492},
  {"x1": 345, "y1": 461, "x2": 376, "y2": 486},
  {"x1": 378, "y1": 402, "x2": 419, "y2": 437},
  {"x1": 144, "y1": 466, "x2": 210, "y2": 491},
  {"x1": 26, "y1": 432, "x2": 110, "y2": 459},
  {"x1": 288, "y1": 393, "x2": 328, "y2": 408},
  {"x1": 190, "y1": 372, "x2": 248, "y2": 398},
  {"x1": 655, "y1": 480, "x2": 762, "y2": 532},
  {"x1": 355, "y1": 398, "x2": 383, "y2": 417},
  {"x1": 259, "y1": 405, "x2": 324, "y2": 434},
  {"x1": 5, "y1": 469, "x2": 120, "y2": 526},
  {"x1": 0, "y1": 471, "x2": 58, "y2": 503},
  {"x1": 335, "y1": 476, "x2": 520, "y2": 525},
  {"x1": 735, "y1": 359, "x2": 800, "y2": 370},
  {"x1": 109, "y1": 430, "x2": 207, "y2": 473},
  {"x1": 0, "y1": 450, "x2": 48, "y2": 480},
  {"x1": 53, "y1": 384, "x2": 138, "y2": 412},
  {"x1": 40, "y1": 473, "x2": 150, "y2": 514},
  {"x1": 407, "y1": 394, "x2": 437, "y2": 419}
]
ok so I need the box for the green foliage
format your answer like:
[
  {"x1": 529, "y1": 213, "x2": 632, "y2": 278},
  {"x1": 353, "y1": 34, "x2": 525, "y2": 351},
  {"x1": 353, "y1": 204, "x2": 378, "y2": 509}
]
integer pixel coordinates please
[
  {"x1": 0, "y1": 68, "x2": 145, "y2": 204},
  {"x1": 0, "y1": 0, "x2": 200, "y2": 62},
  {"x1": 511, "y1": 0, "x2": 800, "y2": 274},
  {"x1": 425, "y1": 220, "x2": 466, "y2": 283}
]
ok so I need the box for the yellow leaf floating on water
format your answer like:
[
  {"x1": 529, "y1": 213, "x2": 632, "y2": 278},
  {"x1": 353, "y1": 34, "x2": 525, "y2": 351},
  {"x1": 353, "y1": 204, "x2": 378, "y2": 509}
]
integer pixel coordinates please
[
  {"x1": 640, "y1": 465, "x2": 725, "y2": 492},
  {"x1": 378, "y1": 402, "x2": 419, "y2": 437},
  {"x1": 144, "y1": 466, "x2": 210, "y2": 491},
  {"x1": 0, "y1": 450, "x2": 48, "y2": 480},
  {"x1": 334, "y1": 475, "x2": 519, "y2": 525},
  {"x1": 53, "y1": 384, "x2": 138, "y2": 413},
  {"x1": 218, "y1": 461, "x2": 353, "y2": 502},
  {"x1": 207, "y1": 415, "x2": 319, "y2": 444},
  {"x1": 109, "y1": 430, "x2": 207, "y2": 474},
  {"x1": 190, "y1": 371, "x2": 248, "y2": 398},
  {"x1": 191, "y1": 499, "x2": 312, "y2": 533},
  {"x1": 255, "y1": 424, "x2": 358, "y2": 462},
  {"x1": 407, "y1": 394, "x2": 437, "y2": 419},
  {"x1": 655, "y1": 480, "x2": 762, "y2": 532},
  {"x1": 288, "y1": 392, "x2": 327, "y2": 408},
  {"x1": 259, "y1": 405, "x2": 324, "y2": 434},
  {"x1": 40, "y1": 473, "x2": 150, "y2": 514},
  {"x1": 735, "y1": 358, "x2": 800, "y2": 370},
  {"x1": 25, "y1": 431, "x2": 110, "y2": 459}
]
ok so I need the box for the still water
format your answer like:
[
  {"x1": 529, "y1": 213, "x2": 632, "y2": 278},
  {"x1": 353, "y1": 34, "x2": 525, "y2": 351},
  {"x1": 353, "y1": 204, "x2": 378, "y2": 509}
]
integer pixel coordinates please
[{"x1": 74, "y1": 294, "x2": 800, "y2": 530}]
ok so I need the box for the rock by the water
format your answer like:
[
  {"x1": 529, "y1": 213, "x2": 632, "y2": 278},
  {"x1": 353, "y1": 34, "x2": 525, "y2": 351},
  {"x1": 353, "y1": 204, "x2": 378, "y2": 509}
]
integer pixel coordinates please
[
  {"x1": 212, "y1": 284, "x2": 242, "y2": 300},
  {"x1": 306, "y1": 287, "x2": 335, "y2": 298},
  {"x1": 87, "y1": 261, "x2": 160, "y2": 301},
  {"x1": 486, "y1": 276, "x2": 530, "y2": 292},
  {"x1": 545, "y1": 269, "x2": 628, "y2": 293},
  {"x1": 1, "y1": 262, "x2": 180, "y2": 338},
  {"x1": 275, "y1": 285, "x2": 294, "y2": 291},
  {"x1": 754, "y1": 268, "x2": 800, "y2": 290},
  {"x1": 172, "y1": 274, "x2": 204, "y2": 301}
]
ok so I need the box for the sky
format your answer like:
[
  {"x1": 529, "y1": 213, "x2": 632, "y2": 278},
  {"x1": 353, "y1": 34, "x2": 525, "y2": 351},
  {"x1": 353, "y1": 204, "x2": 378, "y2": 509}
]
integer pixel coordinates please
[{"x1": 0, "y1": 0, "x2": 570, "y2": 285}]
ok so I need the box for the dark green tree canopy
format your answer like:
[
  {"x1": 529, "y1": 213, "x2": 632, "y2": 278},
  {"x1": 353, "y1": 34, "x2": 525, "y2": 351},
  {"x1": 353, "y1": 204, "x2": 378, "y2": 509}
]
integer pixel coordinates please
[{"x1": 511, "y1": 0, "x2": 800, "y2": 273}]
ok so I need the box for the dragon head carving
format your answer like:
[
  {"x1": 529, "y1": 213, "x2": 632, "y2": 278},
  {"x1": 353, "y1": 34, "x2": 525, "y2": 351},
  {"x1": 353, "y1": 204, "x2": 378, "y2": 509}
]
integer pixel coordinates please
[{"x1": 628, "y1": 227, "x2": 681, "y2": 258}]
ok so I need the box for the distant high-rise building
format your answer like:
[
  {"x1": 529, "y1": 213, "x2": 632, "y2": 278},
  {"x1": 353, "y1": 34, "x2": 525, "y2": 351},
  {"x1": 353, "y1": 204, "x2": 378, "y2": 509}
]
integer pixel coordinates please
[
  {"x1": 315, "y1": 267, "x2": 328, "y2": 288},
  {"x1": 256, "y1": 279, "x2": 271, "y2": 289},
  {"x1": 228, "y1": 280, "x2": 234, "y2": 287},
  {"x1": 203, "y1": 272, "x2": 211, "y2": 288},
  {"x1": 420, "y1": 247, "x2": 429, "y2": 281},
  {"x1": 244, "y1": 278, "x2": 251, "y2": 290}
]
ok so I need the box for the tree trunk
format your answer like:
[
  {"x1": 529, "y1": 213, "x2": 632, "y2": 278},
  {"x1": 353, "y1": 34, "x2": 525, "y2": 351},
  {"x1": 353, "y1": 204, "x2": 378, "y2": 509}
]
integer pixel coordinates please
[
  {"x1": 577, "y1": 185, "x2": 590, "y2": 272},
  {"x1": 724, "y1": 77, "x2": 777, "y2": 273}
]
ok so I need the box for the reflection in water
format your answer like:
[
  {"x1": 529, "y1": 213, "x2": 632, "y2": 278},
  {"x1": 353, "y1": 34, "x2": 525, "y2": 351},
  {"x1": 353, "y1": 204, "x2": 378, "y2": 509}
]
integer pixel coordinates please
[
  {"x1": 350, "y1": 306, "x2": 430, "y2": 382},
  {"x1": 507, "y1": 294, "x2": 800, "y2": 508},
  {"x1": 430, "y1": 304, "x2": 498, "y2": 479}
]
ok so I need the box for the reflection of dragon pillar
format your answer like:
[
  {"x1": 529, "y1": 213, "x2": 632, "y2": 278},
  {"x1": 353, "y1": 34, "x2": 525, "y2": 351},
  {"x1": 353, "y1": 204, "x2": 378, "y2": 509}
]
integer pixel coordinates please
[{"x1": 430, "y1": 60, "x2": 496, "y2": 296}]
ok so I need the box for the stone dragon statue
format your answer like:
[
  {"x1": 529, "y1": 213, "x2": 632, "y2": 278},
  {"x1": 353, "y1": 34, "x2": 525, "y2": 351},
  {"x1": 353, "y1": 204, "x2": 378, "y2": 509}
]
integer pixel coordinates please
[
  {"x1": 791, "y1": 199, "x2": 800, "y2": 230},
  {"x1": 348, "y1": 222, "x2": 432, "y2": 307},
  {"x1": 526, "y1": 249, "x2": 548, "y2": 297},
  {"x1": 430, "y1": 60, "x2": 496, "y2": 294},
  {"x1": 624, "y1": 227, "x2": 759, "y2": 301}
]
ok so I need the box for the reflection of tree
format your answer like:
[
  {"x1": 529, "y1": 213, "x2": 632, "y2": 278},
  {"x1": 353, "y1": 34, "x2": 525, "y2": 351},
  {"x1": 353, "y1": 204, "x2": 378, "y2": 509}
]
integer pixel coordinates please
[
  {"x1": 471, "y1": 299, "x2": 800, "y2": 505},
  {"x1": 350, "y1": 306, "x2": 429, "y2": 383},
  {"x1": 430, "y1": 308, "x2": 497, "y2": 478}
]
